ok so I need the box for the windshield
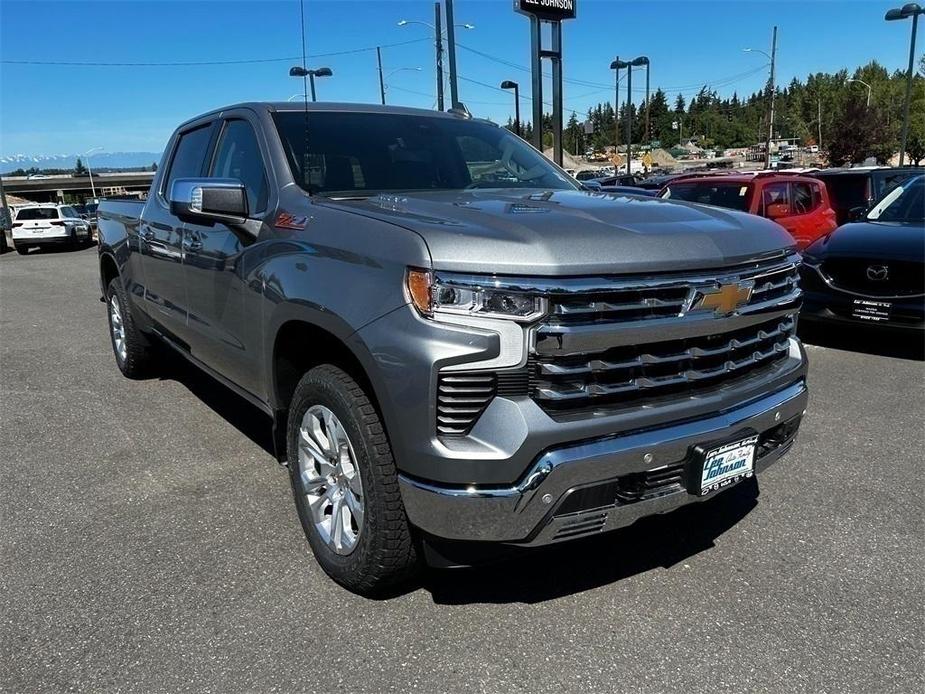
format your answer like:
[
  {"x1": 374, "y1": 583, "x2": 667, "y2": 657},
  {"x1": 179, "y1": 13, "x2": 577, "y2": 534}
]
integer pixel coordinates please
[
  {"x1": 274, "y1": 111, "x2": 578, "y2": 196},
  {"x1": 866, "y1": 175, "x2": 924, "y2": 224},
  {"x1": 660, "y1": 181, "x2": 753, "y2": 212}
]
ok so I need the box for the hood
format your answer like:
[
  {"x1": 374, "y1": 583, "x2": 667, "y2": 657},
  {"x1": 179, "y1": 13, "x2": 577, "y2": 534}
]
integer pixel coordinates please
[
  {"x1": 316, "y1": 189, "x2": 795, "y2": 276},
  {"x1": 805, "y1": 221, "x2": 925, "y2": 263}
]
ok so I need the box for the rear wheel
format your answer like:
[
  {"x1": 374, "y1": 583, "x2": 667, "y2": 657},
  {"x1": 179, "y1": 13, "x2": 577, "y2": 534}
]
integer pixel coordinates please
[
  {"x1": 106, "y1": 277, "x2": 154, "y2": 378},
  {"x1": 287, "y1": 365, "x2": 419, "y2": 595}
]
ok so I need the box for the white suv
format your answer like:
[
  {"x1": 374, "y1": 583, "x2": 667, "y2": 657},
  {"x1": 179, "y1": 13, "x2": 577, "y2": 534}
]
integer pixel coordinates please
[{"x1": 12, "y1": 204, "x2": 92, "y2": 254}]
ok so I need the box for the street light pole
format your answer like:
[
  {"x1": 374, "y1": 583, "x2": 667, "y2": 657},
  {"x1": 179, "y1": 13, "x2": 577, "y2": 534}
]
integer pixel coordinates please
[
  {"x1": 84, "y1": 147, "x2": 102, "y2": 201},
  {"x1": 501, "y1": 80, "x2": 520, "y2": 137},
  {"x1": 377, "y1": 47, "x2": 386, "y2": 105},
  {"x1": 886, "y1": 3, "x2": 924, "y2": 166},
  {"x1": 846, "y1": 78, "x2": 872, "y2": 107},
  {"x1": 434, "y1": 3, "x2": 444, "y2": 111},
  {"x1": 744, "y1": 27, "x2": 777, "y2": 169},
  {"x1": 610, "y1": 57, "x2": 620, "y2": 157}
]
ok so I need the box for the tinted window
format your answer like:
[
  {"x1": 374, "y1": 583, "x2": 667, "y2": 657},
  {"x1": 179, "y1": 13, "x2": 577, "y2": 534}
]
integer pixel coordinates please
[
  {"x1": 662, "y1": 182, "x2": 753, "y2": 212},
  {"x1": 16, "y1": 207, "x2": 58, "y2": 220},
  {"x1": 60, "y1": 206, "x2": 80, "y2": 219},
  {"x1": 210, "y1": 119, "x2": 269, "y2": 213},
  {"x1": 761, "y1": 182, "x2": 789, "y2": 215},
  {"x1": 790, "y1": 182, "x2": 815, "y2": 215},
  {"x1": 274, "y1": 111, "x2": 577, "y2": 195},
  {"x1": 165, "y1": 124, "x2": 212, "y2": 196},
  {"x1": 869, "y1": 177, "x2": 924, "y2": 223}
]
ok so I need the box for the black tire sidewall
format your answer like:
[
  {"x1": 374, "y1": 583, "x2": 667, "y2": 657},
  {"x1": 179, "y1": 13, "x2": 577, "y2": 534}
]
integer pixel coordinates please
[{"x1": 286, "y1": 367, "x2": 404, "y2": 588}]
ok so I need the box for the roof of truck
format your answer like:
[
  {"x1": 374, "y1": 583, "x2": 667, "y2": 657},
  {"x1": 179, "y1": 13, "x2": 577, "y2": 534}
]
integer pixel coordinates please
[{"x1": 178, "y1": 101, "x2": 482, "y2": 129}]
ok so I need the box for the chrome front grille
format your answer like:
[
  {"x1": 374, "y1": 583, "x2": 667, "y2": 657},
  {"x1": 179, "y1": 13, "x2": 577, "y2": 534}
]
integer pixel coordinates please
[
  {"x1": 532, "y1": 316, "x2": 795, "y2": 412},
  {"x1": 545, "y1": 256, "x2": 800, "y2": 327}
]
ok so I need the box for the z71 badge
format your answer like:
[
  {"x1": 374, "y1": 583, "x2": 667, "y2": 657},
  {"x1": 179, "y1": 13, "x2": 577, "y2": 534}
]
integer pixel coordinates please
[{"x1": 274, "y1": 212, "x2": 308, "y2": 230}]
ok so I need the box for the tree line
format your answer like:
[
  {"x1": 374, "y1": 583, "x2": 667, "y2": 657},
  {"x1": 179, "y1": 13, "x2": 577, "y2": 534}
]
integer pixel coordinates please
[{"x1": 506, "y1": 58, "x2": 925, "y2": 165}]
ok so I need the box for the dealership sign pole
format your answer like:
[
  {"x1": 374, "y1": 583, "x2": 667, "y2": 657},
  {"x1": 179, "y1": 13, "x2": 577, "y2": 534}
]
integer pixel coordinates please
[{"x1": 515, "y1": 0, "x2": 576, "y2": 166}]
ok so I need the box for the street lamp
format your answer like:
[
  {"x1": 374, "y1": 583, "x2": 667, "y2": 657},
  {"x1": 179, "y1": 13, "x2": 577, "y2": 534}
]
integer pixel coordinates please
[
  {"x1": 500, "y1": 80, "x2": 520, "y2": 137},
  {"x1": 744, "y1": 27, "x2": 778, "y2": 169},
  {"x1": 398, "y1": 16, "x2": 473, "y2": 111},
  {"x1": 610, "y1": 56, "x2": 648, "y2": 174},
  {"x1": 846, "y1": 78, "x2": 872, "y2": 107},
  {"x1": 380, "y1": 66, "x2": 422, "y2": 104},
  {"x1": 885, "y1": 2, "x2": 924, "y2": 166},
  {"x1": 84, "y1": 147, "x2": 102, "y2": 201},
  {"x1": 288, "y1": 66, "x2": 333, "y2": 102}
]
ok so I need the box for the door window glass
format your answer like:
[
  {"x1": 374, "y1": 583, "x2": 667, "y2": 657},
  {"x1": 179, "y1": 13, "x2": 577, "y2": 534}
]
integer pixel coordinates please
[
  {"x1": 210, "y1": 119, "x2": 269, "y2": 213},
  {"x1": 761, "y1": 182, "x2": 790, "y2": 215},
  {"x1": 790, "y1": 182, "x2": 815, "y2": 215},
  {"x1": 165, "y1": 123, "x2": 212, "y2": 196}
]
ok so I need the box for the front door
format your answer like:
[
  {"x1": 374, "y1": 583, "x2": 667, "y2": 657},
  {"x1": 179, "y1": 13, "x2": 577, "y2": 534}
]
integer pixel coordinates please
[{"x1": 182, "y1": 117, "x2": 271, "y2": 394}]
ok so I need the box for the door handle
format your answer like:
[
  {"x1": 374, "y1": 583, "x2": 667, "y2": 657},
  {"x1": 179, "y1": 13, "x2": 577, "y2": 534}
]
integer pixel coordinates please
[
  {"x1": 140, "y1": 228, "x2": 155, "y2": 241},
  {"x1": 183, "y1": 237, "x2": 203, "y2": 252}
]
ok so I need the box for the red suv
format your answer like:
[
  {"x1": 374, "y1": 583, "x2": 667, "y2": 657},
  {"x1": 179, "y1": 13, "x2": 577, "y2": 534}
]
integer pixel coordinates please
[{"x1": 658, "y1": 173, "x2": 837, "y2": 249}]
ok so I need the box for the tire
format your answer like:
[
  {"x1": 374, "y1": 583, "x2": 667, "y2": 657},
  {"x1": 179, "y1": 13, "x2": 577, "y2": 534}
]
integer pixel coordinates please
[
  {"x1": 287, "y1": 365, "x2": 419, "y2": 595},
  {"x1": 105, "y1": 277, "x2": 154, "y2": 379}
]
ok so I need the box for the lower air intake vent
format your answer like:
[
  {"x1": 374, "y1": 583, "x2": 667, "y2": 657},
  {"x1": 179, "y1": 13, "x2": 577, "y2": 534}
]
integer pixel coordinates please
[
  {"x1": 553, "y1": 512, "x2": 608, "y2": 540},
  {"x1": 436, "y1": 372, "x2": 497, "y2": 436}
]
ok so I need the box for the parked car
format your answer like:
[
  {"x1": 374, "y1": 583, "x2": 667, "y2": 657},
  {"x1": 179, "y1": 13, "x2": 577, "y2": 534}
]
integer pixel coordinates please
[
  {"x1": 810, "y1": 166, "x2": 923, "y2": 226},
  {"x1": 97, "y1": 102, "x2": 807, "y2": 594},
  {"x1": 599, "y1": 185, "x2": 657, "y2": 196},
  {"x1": 595, "y1": 174, "x2": 641, "y2": 187},
  {"x1": 800, "y1": 174, "x2": 924, "y2": 333},
  {"x1": 575, "y1": 169, "x2": 602, "y2": 181},
  {"x1": 658, "y1": 173, "x2": 837, "y2": 249},
  {"x1": 12, "y1": 203, "x2": 92, "y2": 254}
]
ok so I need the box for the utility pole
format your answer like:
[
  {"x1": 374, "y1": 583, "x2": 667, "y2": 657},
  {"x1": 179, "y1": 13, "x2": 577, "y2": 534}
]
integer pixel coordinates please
[
  {"x1": 625, "y1": 64, "x2": 633, "y2": 175},
  {"x1": 644, "y1": 62, "x2": 651, "y2": 145},
  {"x1": 817, "y1": 96, "x2": 822, "y2": 151},
  {"x1": 434, "y1": 2, "x2": 444, "y2": 111},
  {"x1": 445, "y1": 0, "x2": 459, "y2": 108},
  {"x1": 765, "y1": 25, "x2": 778, "y2": 169},
  {"x1": 377, "y1": 47, "x2": 386, "y2": 105},
  {"x1": 613, "y1": 56, "x2": 620, "y2": 156}
]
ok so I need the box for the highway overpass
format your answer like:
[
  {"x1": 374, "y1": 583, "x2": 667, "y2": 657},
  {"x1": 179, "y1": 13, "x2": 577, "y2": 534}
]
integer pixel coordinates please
[{"x1": 1, "y1": 172, "x2": 155, "y2": 202}]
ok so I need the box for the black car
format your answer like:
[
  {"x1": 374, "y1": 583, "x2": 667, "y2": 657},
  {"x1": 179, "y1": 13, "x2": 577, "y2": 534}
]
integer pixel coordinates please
[
  {"x1": 595, "y1": 174, "x2": 641, "y2": 187},
  {"x1": 810, "y1": 166, "x2": 923, "y2": 226},
  {"x1": 800, "y1": 174, "x2": 924, "y2": 333}
]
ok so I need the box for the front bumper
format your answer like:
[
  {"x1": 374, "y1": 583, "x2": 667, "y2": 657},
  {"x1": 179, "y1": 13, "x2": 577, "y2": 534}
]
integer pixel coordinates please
[{"x1": 400, "y1": 379, "x2": 807, "y2": 546}]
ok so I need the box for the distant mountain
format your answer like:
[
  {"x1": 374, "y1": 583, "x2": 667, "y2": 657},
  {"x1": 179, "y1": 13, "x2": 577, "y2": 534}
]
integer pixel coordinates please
[{"x1": 0, "y1": 152, "x2": 163, "y2": 174}]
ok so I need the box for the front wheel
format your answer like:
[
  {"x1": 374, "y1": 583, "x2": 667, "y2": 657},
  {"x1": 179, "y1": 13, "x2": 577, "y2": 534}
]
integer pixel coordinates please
[{"x1": 287, "y1": 365, "x2": 419, "y2": 595}]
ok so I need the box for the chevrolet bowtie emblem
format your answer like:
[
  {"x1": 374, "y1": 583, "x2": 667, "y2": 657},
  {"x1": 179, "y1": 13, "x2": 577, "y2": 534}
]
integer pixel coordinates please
[{"x1": 692, "y1": 281, "x2": 754, "y2": 316}]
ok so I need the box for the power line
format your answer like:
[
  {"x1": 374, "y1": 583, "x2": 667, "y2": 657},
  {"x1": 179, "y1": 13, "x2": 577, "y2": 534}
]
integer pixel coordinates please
[{"x1": 0, "y1": 38, "x2": 430, "y2": 67}]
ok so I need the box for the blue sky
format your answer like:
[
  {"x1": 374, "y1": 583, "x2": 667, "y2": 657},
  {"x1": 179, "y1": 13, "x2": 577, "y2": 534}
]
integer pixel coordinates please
[{"x1": 0, "y1": 0, "x2": 917, "y2": 157}]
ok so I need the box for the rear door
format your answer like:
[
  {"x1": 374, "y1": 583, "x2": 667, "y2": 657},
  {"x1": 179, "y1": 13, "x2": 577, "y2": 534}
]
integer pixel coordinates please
[
  {"x1": 181, "y1": 114, "x2": 272, "y2": 393},
  {"x1": 784, "y1": 180, "x2": 835, "y2": 249},
  {"x1": 138, "y1": 121, "x2": 215, "y2": 342}
]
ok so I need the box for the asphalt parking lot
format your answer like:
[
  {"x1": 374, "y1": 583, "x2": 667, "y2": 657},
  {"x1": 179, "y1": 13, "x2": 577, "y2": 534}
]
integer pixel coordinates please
[{"x1": 1, "y1": 246, "x2": 923, "y2": 694}]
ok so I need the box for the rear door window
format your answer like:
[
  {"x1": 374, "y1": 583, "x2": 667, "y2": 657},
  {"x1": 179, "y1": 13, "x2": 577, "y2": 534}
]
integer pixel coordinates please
[
  {"x1": 790, "y1": 182, "x2": 816, "y2": 215},
  {"x1": 164, "y1": 123, "x2": 213, "y2": 197},
  {"x1": 663, "y1": 182, "x2": 753, "y2": 211},
  {"x1": 760, "y1": 182, "x2": 790, "y2": 215},
  {"x1": 60, "y1": 206, "x2": 80, "y2": 219}
]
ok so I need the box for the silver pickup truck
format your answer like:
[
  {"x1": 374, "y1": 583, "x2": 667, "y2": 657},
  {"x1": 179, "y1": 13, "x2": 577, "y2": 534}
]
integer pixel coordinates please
[{"x1": 97, "y1": 102, "x2": 807, "y2": 594}]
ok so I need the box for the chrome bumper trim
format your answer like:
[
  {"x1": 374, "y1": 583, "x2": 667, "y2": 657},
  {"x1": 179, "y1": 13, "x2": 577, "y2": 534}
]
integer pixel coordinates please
[{"x1": 399, "y1": 379, "x2": 807, "y2": 544}]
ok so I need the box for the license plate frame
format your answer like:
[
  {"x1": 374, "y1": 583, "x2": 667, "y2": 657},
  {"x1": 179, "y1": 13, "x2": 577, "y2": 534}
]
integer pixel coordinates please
[{"x1": 692, "y1": 434, "x2": 758, "y2": 496}]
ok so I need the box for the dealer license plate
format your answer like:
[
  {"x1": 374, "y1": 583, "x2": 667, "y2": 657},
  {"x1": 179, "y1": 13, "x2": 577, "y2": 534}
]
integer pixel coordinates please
[
  {"x1": 699, "y1": 436, "x2": 757, "y2": 496},
  {"x1": 851, "y1": 298, "x2": 892, "y2": 323}
]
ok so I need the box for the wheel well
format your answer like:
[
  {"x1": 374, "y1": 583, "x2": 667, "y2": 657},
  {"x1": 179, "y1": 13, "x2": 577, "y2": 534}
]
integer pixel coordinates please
[
  {"x1": 100, "y1": 253, "x2": 119, "y2": 290},
  {"x1": 272, "y1": 320, "x2": 375, "y2": 415}
]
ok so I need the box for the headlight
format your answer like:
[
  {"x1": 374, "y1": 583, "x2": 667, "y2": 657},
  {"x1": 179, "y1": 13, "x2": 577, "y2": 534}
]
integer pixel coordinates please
[{"x1": 406, "y1": 269, "x2": 546, "y2": 322}]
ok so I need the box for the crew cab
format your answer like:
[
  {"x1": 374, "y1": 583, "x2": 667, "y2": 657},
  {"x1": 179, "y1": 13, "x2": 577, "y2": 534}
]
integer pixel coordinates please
[
  {"x1": 97, "y1": 103, "x2": 808, "y2": 594},
  {"x1": 12, "y1": 203, "x2": 92, "y2": 254},
  {"x1": 658, "y1": 172, "x2": 837, "y2": 249}
]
